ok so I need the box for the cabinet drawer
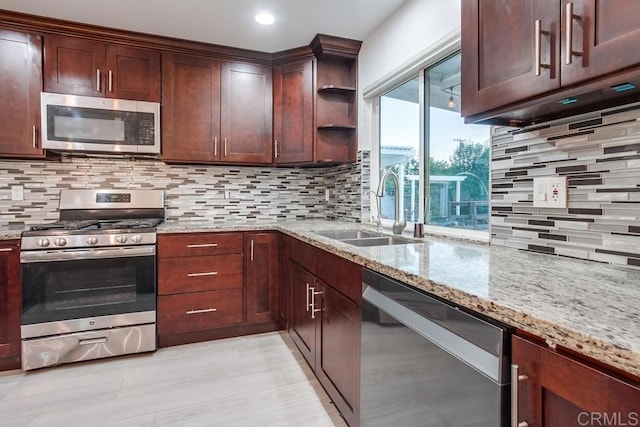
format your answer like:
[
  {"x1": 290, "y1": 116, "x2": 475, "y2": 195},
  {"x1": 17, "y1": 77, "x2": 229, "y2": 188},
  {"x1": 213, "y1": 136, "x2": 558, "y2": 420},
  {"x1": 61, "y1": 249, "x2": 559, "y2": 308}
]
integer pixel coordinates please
[
  {"x1": 158, "y1": 254, "x2": 243, "y2": 295},
  {"x1": 157, "y1": 289, "x2": 243, "y2": 334},
  {"x1": 316, "y1": 249, "x2": 361, "y2": 304},
  {"x1": 158, "y1": 233, "x2": 243, "y2": 257},
  {"x1": 289, "y1": 238, "x2": 315, "y2": 274}
]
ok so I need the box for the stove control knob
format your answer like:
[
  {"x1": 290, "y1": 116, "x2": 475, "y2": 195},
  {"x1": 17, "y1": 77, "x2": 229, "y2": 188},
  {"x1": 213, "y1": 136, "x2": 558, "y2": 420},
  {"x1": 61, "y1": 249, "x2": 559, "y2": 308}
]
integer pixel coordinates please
[
  {"x1": 54, "y1": 238, "x2": 67, "y2": 247},
  {"x1": 86, "y1": 237, "x2": 99, "y2": 245},
  {"x1": 131, "y1": 234, "x2": 142, "y2": 243},
  {"x1": 36, "y1": 238, "x2": 50, "y2": 248},
  {"x1": 116, "y1": 235, "x2": 128, "y2": 244}
]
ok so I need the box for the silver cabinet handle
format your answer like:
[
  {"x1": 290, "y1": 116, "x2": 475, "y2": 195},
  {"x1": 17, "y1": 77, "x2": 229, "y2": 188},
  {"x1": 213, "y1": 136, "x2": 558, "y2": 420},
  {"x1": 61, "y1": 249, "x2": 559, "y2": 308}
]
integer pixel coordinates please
[
  {"x1": 96, "y1": 69, "x2": 101, "y2": 92},
  {"x1": 32, "y1": 125, "x2": 37, "y2": 148},
  {"x1": 108, "y1": 70, "x2": 113, "y2": 92},
  {"x1": 534, "y1": 20, "x2": 551, "y2": 76},
  {"x1": 187, "y1": 243, "x2": 218, "y2": 248},
  {"x1": 306, "y1": 282, "x2": 310, "y2": 312},
  {"x1": 186, "y1": 308, "x2": 217, "y2": 315},
  {"x1": 0, "y1": 248, "x2": 13, "y2": 252},
  {"x1": 565, "y1": 2, "x2": 582, "y2": 65},
  {"x1": 274, "y1": 139, "x2": 279, "y2": 159},
  {"x1": 310, "y1": 287, "x2": 323, "y2": 319},
  {"x1": 534, "y1": 20, "x2": 542, "y2": 76},
  {"x1": 214, "y1": 136, "x2": 218, "y2": 157},
  {"x1": 250, "y1": 239, "x2": 254, "y2": 261},
  {"x1": 224, "y1": 137, "x2": 228, "y2": 156},
  {"x1": 511, "y1": 364, "x2": 529, "y2": 427},
  {"x1": 187, "y1": 271, "x2": 218, "y2": 277}
]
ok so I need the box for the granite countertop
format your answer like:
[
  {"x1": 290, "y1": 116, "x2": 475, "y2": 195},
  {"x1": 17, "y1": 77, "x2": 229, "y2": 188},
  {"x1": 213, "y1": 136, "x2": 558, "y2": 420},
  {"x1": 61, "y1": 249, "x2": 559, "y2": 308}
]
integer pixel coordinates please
[
  {"x1": 0, "y1": 226, "x2": 28, "y2": 241},
  {"x1": 159, "y1": 219, "x2": 640, "y2": 377}
]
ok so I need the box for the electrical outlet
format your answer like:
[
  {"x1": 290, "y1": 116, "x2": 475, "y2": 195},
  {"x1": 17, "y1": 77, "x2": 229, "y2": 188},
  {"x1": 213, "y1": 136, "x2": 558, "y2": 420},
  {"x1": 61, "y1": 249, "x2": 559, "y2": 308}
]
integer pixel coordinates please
[
  {"x1": 533, "y1": 177, "x2": 567, "y2": 208},
  {"x1": 325, "y1": 189, "x2": 330, "y2": 202},
  {"x1": 224, "y1": 190, "x2": 231, "y2": 200},
  {"x1": 11, "y1": 186, "x2": 24, "y2": 201}
]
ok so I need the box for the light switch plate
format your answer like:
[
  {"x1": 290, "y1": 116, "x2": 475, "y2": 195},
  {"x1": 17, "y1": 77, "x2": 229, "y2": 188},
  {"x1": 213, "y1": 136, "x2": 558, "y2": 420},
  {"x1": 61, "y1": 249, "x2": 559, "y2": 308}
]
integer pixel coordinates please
[{"x1": 533, "y1": 177, "x2": 567, "y2": 208}]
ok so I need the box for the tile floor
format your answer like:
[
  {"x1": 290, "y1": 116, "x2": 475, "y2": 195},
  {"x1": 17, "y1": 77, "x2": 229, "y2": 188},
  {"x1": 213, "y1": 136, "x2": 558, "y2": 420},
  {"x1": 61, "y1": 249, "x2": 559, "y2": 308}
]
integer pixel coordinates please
[{"x1": 0, "y1": 332, "x2": 346, "y2": 426}]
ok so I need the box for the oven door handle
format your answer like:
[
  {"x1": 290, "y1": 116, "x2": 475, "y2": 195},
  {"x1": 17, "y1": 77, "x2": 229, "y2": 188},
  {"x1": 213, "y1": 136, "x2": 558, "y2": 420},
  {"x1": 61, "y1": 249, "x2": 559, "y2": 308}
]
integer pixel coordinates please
[{"x1": 20, "y1": 245, "x2": 156, "y2": 263}]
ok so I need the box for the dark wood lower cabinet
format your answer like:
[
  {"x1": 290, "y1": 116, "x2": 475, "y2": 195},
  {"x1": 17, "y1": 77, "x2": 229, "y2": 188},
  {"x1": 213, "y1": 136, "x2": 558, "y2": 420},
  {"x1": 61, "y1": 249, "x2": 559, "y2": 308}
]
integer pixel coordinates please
[
  {"x1": 512, "y1": 335, "x2": 640, "y2": 427},
  {"x1": 287, "y1": 237, "x2": 361, "y2": 426},
  {"x1": 245, "y1": 232, "x2": 279, "y2": 324},
  {"x1": 289, "y1": 260, "x2": 317, "y2": 369},
  {"x1": 0, "y1": 240, "x2": 21, "y2": 371},
  {"x1": 317, "y1": 281, "x2": 360, "y2": 426}
]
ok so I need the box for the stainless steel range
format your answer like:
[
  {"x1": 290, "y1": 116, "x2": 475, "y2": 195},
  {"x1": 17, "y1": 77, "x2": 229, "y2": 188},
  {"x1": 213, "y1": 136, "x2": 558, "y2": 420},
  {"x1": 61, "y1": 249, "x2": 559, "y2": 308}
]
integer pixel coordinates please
[{"x1": 20, "y1": 189, "x2": 164, "y2": 371}]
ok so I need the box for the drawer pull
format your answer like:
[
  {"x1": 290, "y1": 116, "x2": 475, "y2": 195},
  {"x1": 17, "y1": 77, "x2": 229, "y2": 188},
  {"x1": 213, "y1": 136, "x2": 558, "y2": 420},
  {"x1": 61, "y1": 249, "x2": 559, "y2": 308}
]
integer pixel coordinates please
[
  {"x1": 79, "y1": 337, "x2": 107, "y2": 345},
  {"x1": 186, "y1": 308, "x2": 218, "y2": 315},
  {"x1": 187, "y1": 271, "x2": 218, "y2": 277},
  {"x1": 0, "y1": 248, "x2": 13, "y2": 252},
  {"x1": 187, "y1": 243, "x2": 219, "y2": 248}
]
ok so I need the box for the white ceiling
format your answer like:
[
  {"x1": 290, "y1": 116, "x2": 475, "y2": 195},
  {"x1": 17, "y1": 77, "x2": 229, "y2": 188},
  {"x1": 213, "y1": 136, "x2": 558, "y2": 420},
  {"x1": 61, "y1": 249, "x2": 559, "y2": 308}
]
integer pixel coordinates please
[{"x1": 0, "y1": 0, "x2": 408, "y2": 52}]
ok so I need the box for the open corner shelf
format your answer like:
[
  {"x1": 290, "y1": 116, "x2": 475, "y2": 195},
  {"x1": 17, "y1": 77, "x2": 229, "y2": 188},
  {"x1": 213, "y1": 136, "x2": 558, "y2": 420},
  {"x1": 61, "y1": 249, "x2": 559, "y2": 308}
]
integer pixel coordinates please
[
  {"x1": 317, "y1": 124, "x2": 357, "y2": 130},
  {"x1": 318, "y1": 85, "x2": 356, "y2": 94}
]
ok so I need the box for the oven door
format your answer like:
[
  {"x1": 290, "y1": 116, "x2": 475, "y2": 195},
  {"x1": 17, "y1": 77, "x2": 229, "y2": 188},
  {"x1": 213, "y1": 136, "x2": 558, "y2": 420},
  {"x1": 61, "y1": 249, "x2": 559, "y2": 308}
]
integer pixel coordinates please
[{"x1": 21, "y1": 246, "x2": 156, "y2": 329}]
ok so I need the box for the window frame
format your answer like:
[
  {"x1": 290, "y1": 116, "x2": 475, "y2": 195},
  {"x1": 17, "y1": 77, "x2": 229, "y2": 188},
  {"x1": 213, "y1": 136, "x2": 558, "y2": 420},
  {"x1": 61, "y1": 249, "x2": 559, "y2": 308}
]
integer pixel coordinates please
[{"x1": 366, "y1": 34, "x2": 490, "y2": 242}]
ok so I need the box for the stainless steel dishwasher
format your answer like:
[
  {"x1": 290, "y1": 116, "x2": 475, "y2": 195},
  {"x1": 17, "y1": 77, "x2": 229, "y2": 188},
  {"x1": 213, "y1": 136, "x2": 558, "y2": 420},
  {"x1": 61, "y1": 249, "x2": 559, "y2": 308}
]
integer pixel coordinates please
[{"x1": 361, "y1": 269, "x2": 511, "y2": 427}]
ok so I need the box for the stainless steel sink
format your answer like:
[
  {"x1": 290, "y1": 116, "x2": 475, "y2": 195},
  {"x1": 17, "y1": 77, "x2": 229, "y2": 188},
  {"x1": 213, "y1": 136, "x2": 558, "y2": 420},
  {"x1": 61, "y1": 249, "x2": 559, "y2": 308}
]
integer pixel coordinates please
[
  {"x1": 341, "y1": 236, "x2": 414, "y2": 247},
  {"x1": 314, "y1": 230, "x2": 383, "y2": 240},
  {"x1": 314, "y1": 229, "x2": 415, "y2": 247}
]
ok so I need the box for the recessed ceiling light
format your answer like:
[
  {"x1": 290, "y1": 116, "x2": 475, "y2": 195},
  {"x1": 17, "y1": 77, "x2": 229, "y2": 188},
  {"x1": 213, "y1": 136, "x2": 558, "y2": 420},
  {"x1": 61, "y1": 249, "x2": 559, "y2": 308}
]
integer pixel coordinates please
[{"x1": 255, "y1": 13, "x2": 275, "y2": 25}]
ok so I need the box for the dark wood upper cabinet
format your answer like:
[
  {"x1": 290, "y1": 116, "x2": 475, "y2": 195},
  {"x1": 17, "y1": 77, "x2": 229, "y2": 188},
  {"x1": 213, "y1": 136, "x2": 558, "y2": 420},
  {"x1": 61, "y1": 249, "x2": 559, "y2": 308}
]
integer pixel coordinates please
[
  {"x1": 44, "y1": 34, "x2": 160, "y2": 101},
  {"x1": 220, "y1": 62, "x2": 273, "y2": 164},
  {"x1": 0, "y1": 240, "x2": 21, "y2": 371},
  {"x1": 462, "y1": 0, "x2": 640, "y2": 125},
  {"x1": 162, "y1": 57, "x2": 273, "y2": 165},
  {"x1": 512, "y1": 335, "x2": 640, "y2": 427},
  {"x1": 245, "y1": 232, "x2": 280, "y2": 325},
  {"x1": 0, "y1": 29, "x2": 44, "y2": 159},
  {"x1": 561, "y1": 0, "x2": 640, "y2": 86},
  {"x1": 162, "y1": 53, "x2": 221, "y2": 163},
  {"x1": 273, "y1": 59, "x2": 314, "y2": 164},
  {"x1": 461, "y1": 0, "x2": 560, "y2": 118},
  {"x1": 105, "y1": 45, "x2": 161, "y2": 102}
]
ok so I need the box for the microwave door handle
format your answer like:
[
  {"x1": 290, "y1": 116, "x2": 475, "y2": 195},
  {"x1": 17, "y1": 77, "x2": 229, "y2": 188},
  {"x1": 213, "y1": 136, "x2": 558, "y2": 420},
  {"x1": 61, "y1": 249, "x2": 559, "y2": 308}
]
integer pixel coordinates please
[{"x1": 96, "y1": 69, "x2": 101, "y2": 92}]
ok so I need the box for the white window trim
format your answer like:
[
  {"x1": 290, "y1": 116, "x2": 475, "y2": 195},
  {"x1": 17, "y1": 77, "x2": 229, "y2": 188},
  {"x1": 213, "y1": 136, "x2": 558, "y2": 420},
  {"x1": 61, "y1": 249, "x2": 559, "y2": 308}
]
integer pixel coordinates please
[{"x1": 367, "y1": 29, "x2": 490, "y2": 242}]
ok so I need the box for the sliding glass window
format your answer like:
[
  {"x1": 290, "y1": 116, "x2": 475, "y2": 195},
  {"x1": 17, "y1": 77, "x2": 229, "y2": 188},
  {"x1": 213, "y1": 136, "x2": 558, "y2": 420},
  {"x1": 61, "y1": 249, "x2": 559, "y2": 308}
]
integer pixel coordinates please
[{"x1": 378, "y1": 52, "x2": 490, "y2": 236}]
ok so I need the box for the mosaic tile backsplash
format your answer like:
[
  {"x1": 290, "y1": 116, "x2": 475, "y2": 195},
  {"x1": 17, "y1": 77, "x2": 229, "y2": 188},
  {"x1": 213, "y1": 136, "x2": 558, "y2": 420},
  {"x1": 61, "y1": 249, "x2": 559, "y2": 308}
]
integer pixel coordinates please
[
  {"x1": 491, "y1": 105, "x2": 640, "y2": 269},
  {"x1": 0, "y1": 152, "x2": 367, "y2": 227}
]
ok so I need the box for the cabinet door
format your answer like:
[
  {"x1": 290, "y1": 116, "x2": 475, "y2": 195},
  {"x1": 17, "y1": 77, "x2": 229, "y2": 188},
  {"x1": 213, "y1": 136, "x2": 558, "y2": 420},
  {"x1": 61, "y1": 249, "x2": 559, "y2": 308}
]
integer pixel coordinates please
[
  {"x1": 289, "y1": 261, "x2": 317, "y2": 370},
  {"x1": 562, "y1": 0, "x2": 640, "y2": 86},
  {"x1": 461, "y1": 0, "x2": 560, "y2": 119},
  {"x1": 0, "y1": 241, "x2": 21, "y2": 369},
  {"x1": 273, "y1": 60, "x2": 314, "y2": 164},
  {"x1": 105, "y1": 45, "x2": 160, "y2": 101},
  {"x1": 317, "y1": 282, "x2": 361, "y2": 426},
  {"x1": 245, "y1": 232, "x2": 280, "y2": 324},
  {"x1": 220, "y1": 62, "x2": 273, "y2": 164},
  {"x1": 162, "y1": 53, "x2": 221, "y2": 162},
  {"x1": 44, "y1": 35, "x2": 106, "y2": 97},
  {"x1": 512, "y1": 335, "x2": 640, "y2": 427},
  {"x1": 0, "y1": 29, "x2": 44, "y2": 158},
  {"x1": 279, "y1": 234, "x2": 290, "y2": 329}
]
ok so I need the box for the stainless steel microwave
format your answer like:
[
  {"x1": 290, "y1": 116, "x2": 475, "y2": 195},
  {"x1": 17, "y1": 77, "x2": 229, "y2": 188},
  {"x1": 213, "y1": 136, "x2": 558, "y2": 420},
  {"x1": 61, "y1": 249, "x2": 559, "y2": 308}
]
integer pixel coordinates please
[{"x1": 41, "y1": 92, "x2": 160, "y2": 154}]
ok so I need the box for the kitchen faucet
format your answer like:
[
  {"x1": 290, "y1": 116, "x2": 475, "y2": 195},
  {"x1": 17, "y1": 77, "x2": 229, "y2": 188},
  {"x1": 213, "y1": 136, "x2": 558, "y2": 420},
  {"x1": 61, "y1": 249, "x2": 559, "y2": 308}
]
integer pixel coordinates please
[{"x1": 375, "y1": 170, "x2": 407, "y2": 234}]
